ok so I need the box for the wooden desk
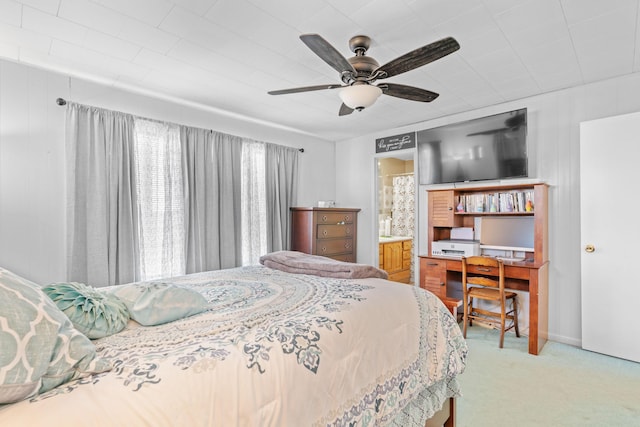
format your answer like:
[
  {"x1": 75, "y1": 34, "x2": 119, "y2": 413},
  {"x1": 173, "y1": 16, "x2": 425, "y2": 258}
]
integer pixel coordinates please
[{"x1": 420, "y1": 256, "x2": 549, "y2": 355}]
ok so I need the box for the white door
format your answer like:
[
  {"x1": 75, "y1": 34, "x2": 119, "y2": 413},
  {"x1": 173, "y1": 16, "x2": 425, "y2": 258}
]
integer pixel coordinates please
[{"x1": 580, "y1": 112, "x2": 640, "y2": 363}]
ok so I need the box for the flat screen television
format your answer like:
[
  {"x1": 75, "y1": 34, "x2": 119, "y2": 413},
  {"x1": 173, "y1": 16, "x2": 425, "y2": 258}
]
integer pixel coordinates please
[{"x1": 417, "y1": 108, "x2": 528, "y2": 185}]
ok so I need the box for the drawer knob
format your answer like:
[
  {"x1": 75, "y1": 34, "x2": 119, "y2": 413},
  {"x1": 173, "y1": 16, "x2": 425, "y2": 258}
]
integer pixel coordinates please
[{"x1": 337, "y1": 221, "x2": 345, "y2": 225}]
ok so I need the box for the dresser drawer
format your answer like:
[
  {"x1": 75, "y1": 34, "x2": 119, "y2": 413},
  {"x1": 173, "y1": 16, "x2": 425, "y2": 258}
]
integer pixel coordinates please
[
  {"x1": 317, "y1": 224, "x2": 354, "y2": 238},
  {"x1": 317, "y1": 212, "x2": 355, "y2": 224},
  {"x1": 328, "y1": 254, "x2": 355, "y2": 262},
  {"x1": 316, "y1": 238, "x2": 353, "y2": 256},
  {"x1": 403, "y1": 240, "x2": 412, "y2": 251}
]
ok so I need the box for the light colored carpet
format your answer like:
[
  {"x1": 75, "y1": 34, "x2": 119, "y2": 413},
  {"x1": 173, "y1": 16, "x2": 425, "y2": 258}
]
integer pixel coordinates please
[{"x1": 457, "y1": 325, "x2": 640, "y2": 426}]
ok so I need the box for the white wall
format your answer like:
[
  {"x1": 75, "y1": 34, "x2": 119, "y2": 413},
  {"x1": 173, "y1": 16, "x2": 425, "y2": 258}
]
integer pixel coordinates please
[
  {"x1": 336, "y1": 71, "x2": 640, "y2": 347},
  {"x1": 0, "y1": 59, "x2": 336, "y2": 284}
]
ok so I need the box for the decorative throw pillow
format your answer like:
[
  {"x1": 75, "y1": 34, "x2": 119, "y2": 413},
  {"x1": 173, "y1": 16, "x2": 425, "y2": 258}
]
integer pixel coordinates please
[
  {"x1": 0, "y1": 268, "x2": 111, "y2": 405},
  {"x1": 110, "y1": 282, "x2": 208, "y2": 326},
  {"x1": 43, "y1": 282, "x2": 129, "y2": 339}
]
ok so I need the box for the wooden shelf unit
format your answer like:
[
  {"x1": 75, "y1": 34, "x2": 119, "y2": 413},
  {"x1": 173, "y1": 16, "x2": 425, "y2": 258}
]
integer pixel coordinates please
[
  {"x1": 421, "y1": 182, "x2": 549, "y2": 355},
  {"x1": 427, "y1": 183, "x2": 548, "y2": 265}
]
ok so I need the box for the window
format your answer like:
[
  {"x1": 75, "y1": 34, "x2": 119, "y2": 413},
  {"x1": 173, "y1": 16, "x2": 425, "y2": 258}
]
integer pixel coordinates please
[
  {"x1": 133, "y1": 120, "x2": 269, "y2": 280},
  {"x1": 134, "y1": 119, "x2": 185, "y2": 280}
]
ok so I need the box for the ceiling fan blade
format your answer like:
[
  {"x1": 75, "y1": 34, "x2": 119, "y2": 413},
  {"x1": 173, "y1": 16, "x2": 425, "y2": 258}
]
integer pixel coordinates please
[
  {"x1": 268, "y1": 84, "x2": 343, "y2": 95},
  {"x1": 374, "y1": 37, "x2": 460, "y2": 79},
  {"x1": 339, "y1": 103, "x2": 354, "y2": 116},
  {"x1": 300, "y1": 34, "x2": 356, "y2": 75},
  {"x1": 380, "y1": 83, "x2": 439, "y2": 102}
]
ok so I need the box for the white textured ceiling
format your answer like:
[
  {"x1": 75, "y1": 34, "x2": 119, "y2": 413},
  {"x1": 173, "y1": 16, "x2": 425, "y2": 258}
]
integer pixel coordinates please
[{"x1": 1, "y1": 0, "x2": 639, "y2": 141}]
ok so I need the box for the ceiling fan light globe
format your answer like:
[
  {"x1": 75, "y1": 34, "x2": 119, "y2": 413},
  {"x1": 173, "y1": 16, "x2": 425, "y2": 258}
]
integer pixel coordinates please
[{"x1": 339, "y1": 84, "x2": 382, "y2": 110}]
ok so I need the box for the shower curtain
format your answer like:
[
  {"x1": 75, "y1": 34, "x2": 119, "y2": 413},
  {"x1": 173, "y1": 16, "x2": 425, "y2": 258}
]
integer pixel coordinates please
[{"x1": 391, "y1": 175, "x2": 415, "y2": 283}]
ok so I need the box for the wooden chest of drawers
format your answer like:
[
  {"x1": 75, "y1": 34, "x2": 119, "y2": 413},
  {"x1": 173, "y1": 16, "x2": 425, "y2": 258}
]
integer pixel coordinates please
[{"x1": 290, "y1": 207, "x2": 360, "y2": 262}]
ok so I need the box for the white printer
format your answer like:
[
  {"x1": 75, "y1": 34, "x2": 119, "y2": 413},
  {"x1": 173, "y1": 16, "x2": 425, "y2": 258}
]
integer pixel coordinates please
[
  {"x1": 431, "y1": 227, "x2": 480, "y2": 258},
  {"x1": 431, "y1": 239, "x2": 480, "y2": 258}
]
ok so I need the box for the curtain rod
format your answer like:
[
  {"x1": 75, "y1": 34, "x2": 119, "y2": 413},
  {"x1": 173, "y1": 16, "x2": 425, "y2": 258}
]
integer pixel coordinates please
[{"x1": 55, "y1": 97, "x2": 304, "y2": 153}]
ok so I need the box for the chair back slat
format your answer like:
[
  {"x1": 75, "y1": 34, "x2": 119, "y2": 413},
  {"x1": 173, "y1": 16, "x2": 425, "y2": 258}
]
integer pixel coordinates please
[{"x1": 462, "y1": 256, "x2": 505, "y2": 291}]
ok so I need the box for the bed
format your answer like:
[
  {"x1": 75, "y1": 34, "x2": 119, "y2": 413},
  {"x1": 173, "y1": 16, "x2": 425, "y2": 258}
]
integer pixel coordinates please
[{"x1": 0, "y1": 252, "x2": 467, "y2": 426}]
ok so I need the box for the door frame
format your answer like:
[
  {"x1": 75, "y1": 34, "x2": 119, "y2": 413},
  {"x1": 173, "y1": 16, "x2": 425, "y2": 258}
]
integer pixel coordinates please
[{"x1": 372, "y1": 149, "x2": 418, "y2": 281}]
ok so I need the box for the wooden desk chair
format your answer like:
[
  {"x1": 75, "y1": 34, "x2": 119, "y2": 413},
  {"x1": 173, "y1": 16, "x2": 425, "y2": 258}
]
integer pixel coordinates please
[{"x1": 461, "y1": 256, "x2": 520, "y2": 348}]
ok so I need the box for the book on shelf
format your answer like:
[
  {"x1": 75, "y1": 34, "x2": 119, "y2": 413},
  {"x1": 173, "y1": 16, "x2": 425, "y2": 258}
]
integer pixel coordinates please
[{"x1": 455, "y1": 190, "x2": 534, "y2": 213}]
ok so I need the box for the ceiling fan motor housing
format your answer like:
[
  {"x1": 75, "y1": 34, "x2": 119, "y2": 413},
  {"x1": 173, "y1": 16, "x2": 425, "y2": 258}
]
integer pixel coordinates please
[{"x1": 347, "y1": 55, "x2": 379, "y2": 79}]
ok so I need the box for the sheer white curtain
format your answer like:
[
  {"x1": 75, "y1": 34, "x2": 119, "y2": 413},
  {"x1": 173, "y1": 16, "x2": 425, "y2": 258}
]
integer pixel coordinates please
[
  {"x1": 241, "y1": 141, "x2": 267, "y2": 265},
  {"x1": 66, "y1": 103, "x2": 140, "y2": 287},
  {"x1": 134, "y1": 119, "x2": 185, "y2": 280}
]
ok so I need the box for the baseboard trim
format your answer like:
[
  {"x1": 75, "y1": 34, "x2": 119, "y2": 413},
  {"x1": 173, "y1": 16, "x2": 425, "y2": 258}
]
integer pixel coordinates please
[{"x1": 546, "y1": 332, "x2": 581, "y2": 348}]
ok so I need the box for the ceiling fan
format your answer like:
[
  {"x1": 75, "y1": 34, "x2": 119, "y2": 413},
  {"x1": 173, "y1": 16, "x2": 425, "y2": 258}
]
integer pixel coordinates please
[{"x1": 268, "y1": 34, "x2": 460, "y2": 116}]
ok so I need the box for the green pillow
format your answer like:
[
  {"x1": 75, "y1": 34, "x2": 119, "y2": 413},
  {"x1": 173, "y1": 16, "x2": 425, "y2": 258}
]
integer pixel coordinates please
[
  {"x1": 111, "y1": 282, "x2": 208, "y2": 326},
  {"x1": 0, "y1": 268, "x2": 111, "y2": 404},
  {"x1": 43, "y1": 282, "x2": 129, "y2": 339}
]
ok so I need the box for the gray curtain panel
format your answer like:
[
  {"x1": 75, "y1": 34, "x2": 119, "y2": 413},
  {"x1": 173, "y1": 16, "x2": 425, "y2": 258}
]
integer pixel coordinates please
[
  {"x1": 181, "y1": 127, "x2": 243, "y2": 273},
  {"x1": 265, "y1": 143, "x2": 299, "y2": 252},
  {"x1": 65, "y1": 103, "x2": 140, "y2": 287}
]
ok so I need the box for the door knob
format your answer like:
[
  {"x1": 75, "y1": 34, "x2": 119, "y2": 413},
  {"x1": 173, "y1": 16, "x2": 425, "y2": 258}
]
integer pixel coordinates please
[{"x1": 585, "y1": 244, "x2": 595, "y2": 253}]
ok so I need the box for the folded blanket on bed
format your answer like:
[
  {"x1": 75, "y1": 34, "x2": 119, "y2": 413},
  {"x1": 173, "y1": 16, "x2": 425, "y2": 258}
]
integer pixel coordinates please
[{"x1": 259, "y1": 251, "x2": 389, "y2": 279}]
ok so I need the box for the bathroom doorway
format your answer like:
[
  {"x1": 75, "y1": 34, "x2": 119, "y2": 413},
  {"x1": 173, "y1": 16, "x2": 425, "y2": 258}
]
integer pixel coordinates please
[{"x1": 376, "y1": 155, "x2": 415, "y2": 284}]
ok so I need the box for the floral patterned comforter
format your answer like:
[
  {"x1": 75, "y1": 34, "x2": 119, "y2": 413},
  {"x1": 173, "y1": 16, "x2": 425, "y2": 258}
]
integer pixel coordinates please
[{"x1": 0, "y1": 265, "x2": 467, "y2": 426}]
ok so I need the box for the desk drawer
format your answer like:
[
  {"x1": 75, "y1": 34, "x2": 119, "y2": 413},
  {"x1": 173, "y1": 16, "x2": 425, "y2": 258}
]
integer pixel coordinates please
[
  {"x1": 316, "y1": 238, "x2": 353, "y2": 256},
  {"x1": 422, "y1": 258, "x2": 446, "y2": 271},
  {"x1": 317, "y1": 224, "x2": 354, "y2": 238},
  {"x1": 467, "y1": 265, "x2": 499, "y2": 276}
]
